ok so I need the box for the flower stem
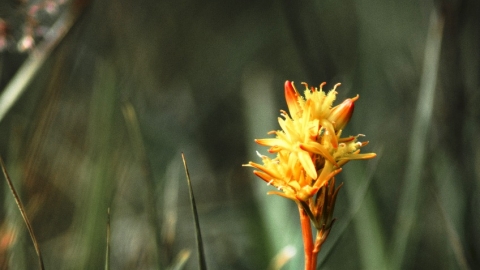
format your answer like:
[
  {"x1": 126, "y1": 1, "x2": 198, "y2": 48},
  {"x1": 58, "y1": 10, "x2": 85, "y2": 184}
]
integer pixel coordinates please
[
  {"x1": 298, "y1": 204, "x2": 314, "y2": 270},
  {"x1": 312, "y1": 232, "x2": 323, "y2": 269}
]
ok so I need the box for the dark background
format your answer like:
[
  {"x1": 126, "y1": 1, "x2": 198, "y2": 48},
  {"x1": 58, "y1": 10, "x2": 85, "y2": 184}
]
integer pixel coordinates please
[{"x1": 0, "y1": 0, "x2": 479, "y2": 269}]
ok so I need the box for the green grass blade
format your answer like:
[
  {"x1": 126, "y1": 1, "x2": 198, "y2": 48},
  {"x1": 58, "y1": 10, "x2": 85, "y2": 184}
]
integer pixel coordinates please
[
  {"x1": 430, "y1": 187, "x2": 470, "y2": 270},
  {"x1": 105, "y1": 207, "x2": 111, "y2": 270},
  {"x1": 181, "y1": 153, "x2": 207, "y2": 270},
  {"x1": 122, "y1": 102, "x2": 162, "y2": 268},
  {"x1": 77, "y1": 59, "x2": 117, "y2": 269},
  {"x1": 343, "y1": 160, "x2": 387, "y2": 270},
  {"x1": 391, "y1": 9, "x2": 444, "y2": 268},
  {"x1": 167, "y1": 249, "x2": 191, "y2": 270},
  {"x1": 1, "y1": 157, "x2": 45, "y2": 270}
]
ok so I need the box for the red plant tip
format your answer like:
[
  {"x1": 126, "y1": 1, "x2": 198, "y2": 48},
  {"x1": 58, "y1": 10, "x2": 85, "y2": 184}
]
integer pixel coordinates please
[
  {"x1": 284, "y1": 81, "x2": 301, "y2": 118},
  {"x1": 328, "y1": 94, "x2": 359, "y2": 131}
]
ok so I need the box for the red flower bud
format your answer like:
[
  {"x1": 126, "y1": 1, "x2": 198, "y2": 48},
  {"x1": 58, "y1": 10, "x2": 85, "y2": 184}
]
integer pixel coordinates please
[
  {"x1": 284, "y1": 81, "x2": 301, "y2": 118},
  {"x1": 328, "y1": 95, "x2": 359, "y2": 131}
]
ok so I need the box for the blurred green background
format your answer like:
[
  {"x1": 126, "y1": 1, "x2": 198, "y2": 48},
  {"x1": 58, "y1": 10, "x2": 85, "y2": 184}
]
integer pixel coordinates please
[{"x1": 0, "y1": 0, "x2": 479, "y2": 269}]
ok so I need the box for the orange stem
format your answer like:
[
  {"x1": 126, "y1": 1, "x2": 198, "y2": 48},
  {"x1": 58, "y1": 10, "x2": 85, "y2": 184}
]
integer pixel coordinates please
[
  {"x1": 311, "y1": 232, "x2": 323, "y2": 269},
  {"x1": 298, "y1": 204, "x2": 314, "y2": 270}
]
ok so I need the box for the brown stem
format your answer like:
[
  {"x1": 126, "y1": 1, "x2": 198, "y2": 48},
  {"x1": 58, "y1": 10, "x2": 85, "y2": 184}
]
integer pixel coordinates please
[{"x1": 298, "y1": 204, "x2": 314, "y2": 270}]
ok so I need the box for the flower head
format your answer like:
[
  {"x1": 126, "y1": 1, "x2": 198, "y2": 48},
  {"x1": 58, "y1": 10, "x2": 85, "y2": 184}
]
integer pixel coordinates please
[{"x1": 245, "y1": 81, "x2": 375, "y2": 204}]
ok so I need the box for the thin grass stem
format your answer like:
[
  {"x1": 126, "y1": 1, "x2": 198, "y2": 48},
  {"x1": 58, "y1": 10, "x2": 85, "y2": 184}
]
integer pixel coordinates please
[
  {"x1": 105, "y1": 207, "x2": 111, "y2": 270},
  {"x1": 181, "y1": 153, "x2": 207, "y2": 270},
  {"x1": 429, "y1": 187, "x2": 470, "y2": 270},
  {"x1": 1, "y1": 157, "x2": 45, "y2": 270}
]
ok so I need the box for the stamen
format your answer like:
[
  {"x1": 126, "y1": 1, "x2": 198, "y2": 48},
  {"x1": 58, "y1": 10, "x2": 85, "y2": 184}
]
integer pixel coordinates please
[
  {"x1": 319, "y1": 82, "x2": 327, "y2": 91},
  {"x1": 267, "y1": 179, "x2": 274, "y2": 186},
  {"x1": 301, "y1": 82, "x2": 309, "y2": 90}
]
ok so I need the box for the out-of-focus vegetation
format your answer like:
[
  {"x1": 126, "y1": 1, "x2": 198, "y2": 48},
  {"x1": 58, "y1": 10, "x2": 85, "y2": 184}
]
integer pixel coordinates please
[{"x1": 0, "y1": 0, "x2": 479, "y2": 269}]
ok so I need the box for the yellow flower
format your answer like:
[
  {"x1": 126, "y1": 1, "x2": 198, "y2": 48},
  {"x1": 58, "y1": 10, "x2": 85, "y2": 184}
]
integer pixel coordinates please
[{"x1": 245, "y1": 81, "x2": 375, "y2": 203}]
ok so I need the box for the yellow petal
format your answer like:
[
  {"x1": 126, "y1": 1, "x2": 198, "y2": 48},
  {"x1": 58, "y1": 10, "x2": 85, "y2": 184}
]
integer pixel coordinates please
[
  {"x1": 338, "y1": 135, "x2": 356, "y2": 143},
  {"x1": 267, "y1": 191, "x2": 297, "y2": 201},
  {"x1": 255, "y1": 138, "x2": 278, "y2": 146},
  {"x1": 249, "y1": 162, "x2": 283, "y2": 179},
  {"x1": 338, "y1": 153, "x2": 377, "y2": 160},
  {"x1": 321, "y1": 119, "x2": 338, "y2": 149},
  {"x1": 300, "y1": 142, "x2": 338, "y2": 167},
  {"x1": 297, "y1": 150, "x2": 317, "y2": 179},
  {"x1": 255, "y1": 138, "x2": 293, "y2": 152},
  {"x1": 253, "y1": 170, "x2": 274, "y2": 182},
  {"x1": 313, "y1": 167, "x2": 342, "y2": 189}
]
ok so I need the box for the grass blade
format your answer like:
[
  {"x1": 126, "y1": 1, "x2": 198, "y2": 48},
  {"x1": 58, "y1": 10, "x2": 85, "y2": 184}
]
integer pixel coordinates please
[
  {"x1": 181, "y1": 153, "x2": 207, "y2": 270},
  {"x1": 167, "y1": 249, "x2": 191, "y2": 270},
  {"x1": 105, "y1": 207, "x2": 111, "y2": 270},
  {"x1": 1, "y1": 157, "x2": 45, "y2": 270},
  {"x1": 430, "y1": 187, "x2": 470, "y2": 270},
  {"x1": 391, "y1": 9, "x2": 444, "y2": 268},
  {"x1": 0, "y1": 0, "x2": 89, "y2": 124},
  {"x1": 122, "y1": 102, "x2": 162, "y2": 267}
]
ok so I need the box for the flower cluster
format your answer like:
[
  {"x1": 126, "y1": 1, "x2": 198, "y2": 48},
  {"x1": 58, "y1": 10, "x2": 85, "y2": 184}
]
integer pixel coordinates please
[{"x1": 245, "y1": 81, "x2": 375, "y2": 231}]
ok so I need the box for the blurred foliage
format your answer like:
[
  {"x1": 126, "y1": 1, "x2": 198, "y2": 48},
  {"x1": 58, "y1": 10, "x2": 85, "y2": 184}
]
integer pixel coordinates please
[{"x1": 0, "y1": 0, "x2": 479, "y2": 269}]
